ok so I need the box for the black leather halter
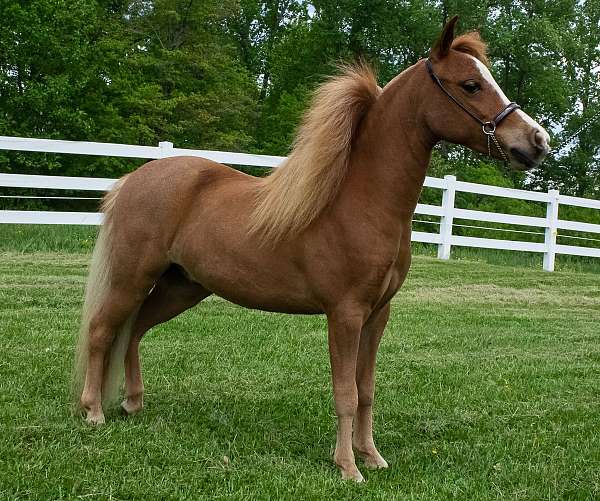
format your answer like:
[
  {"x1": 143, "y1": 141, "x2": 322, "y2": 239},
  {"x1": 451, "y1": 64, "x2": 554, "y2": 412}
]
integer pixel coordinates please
[{"x1": 425, "y1": 58, "x2": 520, "y2": 162}]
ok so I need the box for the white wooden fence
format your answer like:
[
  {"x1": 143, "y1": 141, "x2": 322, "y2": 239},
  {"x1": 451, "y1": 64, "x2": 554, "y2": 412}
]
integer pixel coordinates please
[{"x1": 1, "y1": 135, "x2": 600, "y2": 272}]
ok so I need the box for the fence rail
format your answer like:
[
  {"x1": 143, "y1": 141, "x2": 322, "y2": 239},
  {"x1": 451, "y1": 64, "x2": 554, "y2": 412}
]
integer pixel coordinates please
[{"x1": 1, "y1": 135, "x2": 599, "y2": 271}]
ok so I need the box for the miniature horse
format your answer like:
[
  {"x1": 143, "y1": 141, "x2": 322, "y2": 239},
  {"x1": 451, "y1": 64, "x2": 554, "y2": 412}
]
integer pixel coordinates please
[{"x1": 75, "y1": 17, "x2": 549, "y2": 482}]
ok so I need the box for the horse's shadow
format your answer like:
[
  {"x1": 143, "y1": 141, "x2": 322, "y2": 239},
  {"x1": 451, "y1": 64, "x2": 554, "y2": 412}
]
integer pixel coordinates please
[{"x1": 111, "y1": 388, "x2": 336, "y2": 464}]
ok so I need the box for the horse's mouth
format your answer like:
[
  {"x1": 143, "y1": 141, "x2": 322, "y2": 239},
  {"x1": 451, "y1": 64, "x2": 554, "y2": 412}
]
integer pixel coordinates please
[{"x1": 509, "y1": 148, "x2": 539, "y2": 170}]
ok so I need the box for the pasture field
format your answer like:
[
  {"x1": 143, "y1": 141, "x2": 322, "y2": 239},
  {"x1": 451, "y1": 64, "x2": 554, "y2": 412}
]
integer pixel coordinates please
[{"x1": 1, "y1": 233, "x2": 600, "y2": 499}]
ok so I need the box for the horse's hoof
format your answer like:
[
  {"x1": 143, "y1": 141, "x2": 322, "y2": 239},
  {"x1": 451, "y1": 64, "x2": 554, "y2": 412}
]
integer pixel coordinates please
[
  {"x1": 338, "y1": 463, "x2": 364, "y2": 482},
  {"x1": 120, "y1": 398, "x2": 143, "y2": 416},
  {"x1": 354, "y1": 446, "x2": 389, "y2": 470},
  {"x1": 85, "y1": 412, "x2": 105, "y2": 426},
  {"x1": 363, "y1": 455, "x2": 388, "y2": 470},
  {"x1": 341, "y1": 468, "x2": 365, "y2": 482}
]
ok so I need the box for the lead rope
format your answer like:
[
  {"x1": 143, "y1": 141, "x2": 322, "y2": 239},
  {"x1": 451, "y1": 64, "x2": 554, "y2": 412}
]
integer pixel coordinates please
[{"x1": 554, "y1": 107, "x2": 600, "y2": 154}]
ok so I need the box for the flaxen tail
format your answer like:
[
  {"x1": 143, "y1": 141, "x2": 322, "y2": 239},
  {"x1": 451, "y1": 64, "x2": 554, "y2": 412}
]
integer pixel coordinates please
[{"x1": 72, "y1": 175, "x2": 134, "y2": 408}]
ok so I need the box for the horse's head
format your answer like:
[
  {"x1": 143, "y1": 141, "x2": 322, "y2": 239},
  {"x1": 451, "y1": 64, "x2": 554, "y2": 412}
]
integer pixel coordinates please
[{"x1": 424, "y1": 16, "x2": 550, "y2": 170}]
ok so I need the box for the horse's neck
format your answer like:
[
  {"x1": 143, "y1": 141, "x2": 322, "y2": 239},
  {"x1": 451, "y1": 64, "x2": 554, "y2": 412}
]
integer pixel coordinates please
[{"x1": 336, "y1": 63, "x2": 435, "y2": 232}]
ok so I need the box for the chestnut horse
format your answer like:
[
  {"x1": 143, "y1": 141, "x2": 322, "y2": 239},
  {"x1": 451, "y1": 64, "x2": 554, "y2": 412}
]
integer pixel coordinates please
[{"x1": 74, "y1": 17, "x2": 550, "y2": 482}]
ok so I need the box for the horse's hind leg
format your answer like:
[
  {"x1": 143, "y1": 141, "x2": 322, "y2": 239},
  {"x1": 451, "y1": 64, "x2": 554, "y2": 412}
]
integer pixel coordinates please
[
  {"x1": 353, "y1": 302, "x2": 390, "y2": 470},
  {"x1": 81, "y1": 285, "x2": 148, "y2": 425},
  {"x1": 122, "y1": 265, "x2": 210, "y2": 415}
]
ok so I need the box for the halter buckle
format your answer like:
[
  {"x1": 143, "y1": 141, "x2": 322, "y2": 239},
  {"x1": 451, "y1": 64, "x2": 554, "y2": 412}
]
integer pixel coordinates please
[{"x1": 482, "y1": 122, "x2": 496, "y2": 135}]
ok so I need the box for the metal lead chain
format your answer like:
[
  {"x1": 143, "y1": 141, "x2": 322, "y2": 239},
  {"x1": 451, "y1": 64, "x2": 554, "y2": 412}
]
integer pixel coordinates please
[
  {"x1": 484, "y1": 124, "x2": 510, "y2": 164},
  {"x1": 490, "y1": 133, "x2": 510, "y2": 163},
  {"x1": 486, "y1": 132, "x2": 510, "y2": 163}
]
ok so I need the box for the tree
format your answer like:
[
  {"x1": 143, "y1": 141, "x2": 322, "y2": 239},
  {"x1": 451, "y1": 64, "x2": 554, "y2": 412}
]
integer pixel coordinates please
[{"x1": 0, "y1": 0, "x2": 598, "y2": 199}]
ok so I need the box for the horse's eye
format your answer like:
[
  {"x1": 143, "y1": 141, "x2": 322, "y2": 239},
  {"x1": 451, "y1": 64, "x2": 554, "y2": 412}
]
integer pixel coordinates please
[{"x1": 462, "y1": 81, "x2": 481, "y2": 94}]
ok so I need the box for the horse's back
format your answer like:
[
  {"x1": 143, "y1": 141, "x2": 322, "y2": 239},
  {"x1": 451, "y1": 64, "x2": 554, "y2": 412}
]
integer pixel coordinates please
[
  {"x1": 106, "y1": 155, "x2": 258, "y2": 265},
  {"x1": 111, "y1": 155, "x2": 257, "y2": 229}
]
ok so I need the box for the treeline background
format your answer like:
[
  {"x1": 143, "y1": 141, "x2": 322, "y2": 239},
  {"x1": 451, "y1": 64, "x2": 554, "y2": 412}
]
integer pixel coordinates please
[{"x1": 0, "y1": 0, "x2": 599, "y2": 202}]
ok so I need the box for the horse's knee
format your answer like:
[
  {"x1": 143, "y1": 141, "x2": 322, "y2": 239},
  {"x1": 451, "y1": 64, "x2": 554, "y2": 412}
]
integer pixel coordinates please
[
  {"x1": 357, "y1": 381, "x2": 374, "y2": 405},
  {"x1": 357, "y1": 394, "x2": 373, "y2": 408}
]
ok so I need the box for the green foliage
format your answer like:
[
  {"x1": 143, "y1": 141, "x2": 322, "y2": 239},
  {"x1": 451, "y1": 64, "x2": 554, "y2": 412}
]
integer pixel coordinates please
[
  {"x1": 0, "y1": 0, "x2": 258, "y2": 177},
  {"x1": 0, "y1": 0, "x2": 599, "y2": 199}
]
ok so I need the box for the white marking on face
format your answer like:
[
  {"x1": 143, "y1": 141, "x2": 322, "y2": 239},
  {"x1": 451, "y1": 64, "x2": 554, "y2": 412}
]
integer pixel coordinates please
[
  {"x1": 467, "y1": 55, "x2": 510, "y2": 106},
  {"x1": 515, "y1": 109, "x2": 546, "y2": 136},
  {"x1": 467, "y1": 55, "x2": 549, "y2": 140}
]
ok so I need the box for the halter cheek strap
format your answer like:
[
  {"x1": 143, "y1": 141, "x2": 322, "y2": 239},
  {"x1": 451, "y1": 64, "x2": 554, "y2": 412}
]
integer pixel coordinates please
[{"x1": 425, "y1": 59, "x2": 520, "y2": 163}]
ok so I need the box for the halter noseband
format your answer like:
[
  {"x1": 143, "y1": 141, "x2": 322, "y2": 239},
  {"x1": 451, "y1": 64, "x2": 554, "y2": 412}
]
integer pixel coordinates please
[{"x1": 425, "y1": 58, "x2": 520, "y2": 163}]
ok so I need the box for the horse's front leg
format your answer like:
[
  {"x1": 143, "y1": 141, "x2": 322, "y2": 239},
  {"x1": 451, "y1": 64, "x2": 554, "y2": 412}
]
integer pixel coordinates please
[
  {"x1": 354, "y1": 302, "x2": 390, "y2": 469},
  {"x1": 327, "y1": 308, "x2": 365, "y2": 482}
]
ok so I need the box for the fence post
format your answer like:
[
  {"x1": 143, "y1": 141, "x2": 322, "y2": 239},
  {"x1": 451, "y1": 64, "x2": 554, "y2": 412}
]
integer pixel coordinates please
[
  {"x1": 437, "y1": 174, "x2": 456, "y2": 260},
  {"x1": 158, "y1": 141, "x2": 174, "y2": 158},
  {"x1": 543, "y1": 189, "x2": 559, "y2": 272}
]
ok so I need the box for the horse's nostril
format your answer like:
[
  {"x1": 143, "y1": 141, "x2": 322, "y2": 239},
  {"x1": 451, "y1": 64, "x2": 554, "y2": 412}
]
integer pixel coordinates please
[{"x1": 532, "y1": 129, "x2": 547, "y2": 152}]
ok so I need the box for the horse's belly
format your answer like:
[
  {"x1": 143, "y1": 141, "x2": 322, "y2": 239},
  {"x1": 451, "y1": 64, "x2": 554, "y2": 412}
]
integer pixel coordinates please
[
  {"x1": 174, "y1": 240, "x2": 322, "y2": 314},
  {"x1": 191, "y1": 269, "x2": 322, "y2": 314},
  {"x1": 213, "y1": 287, "x2": 322, "y2": 314}
]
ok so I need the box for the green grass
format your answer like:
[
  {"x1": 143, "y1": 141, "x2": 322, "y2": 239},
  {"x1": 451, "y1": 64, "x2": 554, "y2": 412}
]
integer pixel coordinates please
[
  {"x1": 0, "y1": 225, "x2": 97, "y2": 253},
  {"x1": 1, "y1": 239, "x2": 600, "y2": 499},
  {"x1": 2, "y1": 224, "x2": 600, "y2": 273}
]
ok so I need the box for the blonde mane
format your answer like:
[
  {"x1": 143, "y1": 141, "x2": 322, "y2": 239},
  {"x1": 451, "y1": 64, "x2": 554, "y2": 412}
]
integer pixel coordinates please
[{"x1": 249, "y1": 63, "x2": 381, "y2": 243}]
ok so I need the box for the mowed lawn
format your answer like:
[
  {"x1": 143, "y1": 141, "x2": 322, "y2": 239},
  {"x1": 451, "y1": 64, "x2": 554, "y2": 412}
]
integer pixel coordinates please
[{"x1": 1, "y1": 250, "x2": 599, "y2": 500}]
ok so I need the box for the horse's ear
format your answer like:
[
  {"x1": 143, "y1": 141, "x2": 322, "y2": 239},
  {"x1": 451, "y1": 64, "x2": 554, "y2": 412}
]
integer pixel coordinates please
[{"x1": 430, "y1": 15, "x2": 459, "y2": 59}]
